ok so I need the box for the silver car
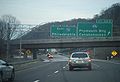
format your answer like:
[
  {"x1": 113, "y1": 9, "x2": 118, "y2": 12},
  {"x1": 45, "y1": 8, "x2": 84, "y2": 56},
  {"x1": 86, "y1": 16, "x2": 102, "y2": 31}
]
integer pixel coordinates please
[
  {"x1": 68, "y1": 52, "x2": 92, "y2": 71},
  {"x1": 0, "y1": 59, "x2": 15, "y2": 82}
]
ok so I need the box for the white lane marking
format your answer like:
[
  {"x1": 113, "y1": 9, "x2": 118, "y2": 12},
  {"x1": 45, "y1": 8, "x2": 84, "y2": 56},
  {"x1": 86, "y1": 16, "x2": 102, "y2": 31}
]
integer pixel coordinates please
[
  {"x1": 48, "y1": 70, "x2": 59, "y2": 77},
  {"x1": 34, "y1": 80, "x2": 40, "y2": 82},
  {"x1": 63, "y1": 66, "x2": 66, "y2": 69},
  {"x1": 54, "y1": 70, "x2": 59, "y2": 74},
  {"x1": 92, "y1": 63, "x2": 100, "y2": 68}
]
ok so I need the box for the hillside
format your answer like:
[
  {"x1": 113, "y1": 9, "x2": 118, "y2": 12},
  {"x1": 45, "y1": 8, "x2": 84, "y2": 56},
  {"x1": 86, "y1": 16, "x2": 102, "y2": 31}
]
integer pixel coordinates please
[{"x1": 22, "y1": 3, "x2": 120, "y2": 40}]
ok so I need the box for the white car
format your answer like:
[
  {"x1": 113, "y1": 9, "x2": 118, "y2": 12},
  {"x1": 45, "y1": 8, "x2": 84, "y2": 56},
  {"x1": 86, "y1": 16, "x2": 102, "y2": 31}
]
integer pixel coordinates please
[
  {"x1": 68, "y1": 52, "x2": 92, "y2": 71},
  {"x1": 0, "y1": 59, "x2": 15, "y2": 82}
]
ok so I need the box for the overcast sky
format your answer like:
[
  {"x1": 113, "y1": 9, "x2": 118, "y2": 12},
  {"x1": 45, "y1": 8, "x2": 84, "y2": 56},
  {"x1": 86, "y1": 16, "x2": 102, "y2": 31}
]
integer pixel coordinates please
[{"x1": 0, "y1": 0, "x2": 119, "y2": 24}]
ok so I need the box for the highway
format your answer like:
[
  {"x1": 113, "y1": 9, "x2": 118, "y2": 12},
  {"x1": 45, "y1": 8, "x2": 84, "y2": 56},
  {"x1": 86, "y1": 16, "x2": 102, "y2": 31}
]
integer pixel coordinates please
[{"x1": 14, "y1": 55, "x2": 120, "y2": 82}]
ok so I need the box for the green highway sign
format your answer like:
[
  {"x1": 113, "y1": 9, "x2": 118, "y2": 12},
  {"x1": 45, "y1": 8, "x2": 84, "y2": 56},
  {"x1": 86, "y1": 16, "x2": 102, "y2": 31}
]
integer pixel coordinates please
[
  {"x1": 78, "y1": 20, "x2": 112, "y2": 37},
  {"x1": 50, "y1": 19, "x2": 113, "y2": 38},
  {"x1": 51, "y1": 25, "x2": 76, "y2": 37},
  {"x1": 96, "y1": 19, "x2": 113, "y2": 23}
]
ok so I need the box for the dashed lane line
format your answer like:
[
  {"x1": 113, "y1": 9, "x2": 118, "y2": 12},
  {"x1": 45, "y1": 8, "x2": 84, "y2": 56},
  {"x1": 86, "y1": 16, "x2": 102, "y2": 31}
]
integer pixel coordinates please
[
  {"x1": 34, "y1": 80, "x2": 40, "y2": 82},
  {"x1": 54, "y1": 70, "x2": 59, "y2": 74},
  {"x1": 63, "y1": 66, "x2": 66, "y2": 69}
]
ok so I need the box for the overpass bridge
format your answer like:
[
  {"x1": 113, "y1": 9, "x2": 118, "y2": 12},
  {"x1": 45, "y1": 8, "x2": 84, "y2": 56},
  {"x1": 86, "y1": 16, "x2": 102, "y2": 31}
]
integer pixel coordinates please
[{"x1": 10, "y1": 37, "x2": 120, "y2": 49}]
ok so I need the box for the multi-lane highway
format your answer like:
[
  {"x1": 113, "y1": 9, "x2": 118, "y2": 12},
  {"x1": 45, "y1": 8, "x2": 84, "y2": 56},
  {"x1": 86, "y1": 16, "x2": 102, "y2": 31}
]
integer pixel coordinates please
[{"x1": 15, "y1": 55, "x2": 120, "y2": 82}]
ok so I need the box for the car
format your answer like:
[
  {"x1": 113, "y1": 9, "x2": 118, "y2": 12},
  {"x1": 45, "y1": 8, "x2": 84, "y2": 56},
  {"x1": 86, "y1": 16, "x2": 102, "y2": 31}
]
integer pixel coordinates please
[
  {"x1": 47, "y1": 53, "x2": 53, "y2": 59},
  {"x1": 68, "y1": 52, "x2": 92, "y2": 71},
  {"x1": 48, "y1": 54, "x2": 53, "y2": 59},
  {"x1": 0, "y1": 59, "x2": 15, "y2": 82}
]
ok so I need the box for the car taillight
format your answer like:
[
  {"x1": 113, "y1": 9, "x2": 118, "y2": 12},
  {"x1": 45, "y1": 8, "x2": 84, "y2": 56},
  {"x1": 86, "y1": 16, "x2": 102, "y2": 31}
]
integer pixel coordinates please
[{"x1": 68, "y1": 59, "x2": 72, "y2": 62}]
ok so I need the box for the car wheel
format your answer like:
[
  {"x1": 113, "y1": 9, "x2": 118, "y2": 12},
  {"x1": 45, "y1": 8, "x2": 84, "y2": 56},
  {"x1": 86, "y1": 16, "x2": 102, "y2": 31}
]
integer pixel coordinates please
[
  {"x1": 0, "y1": 73, "x2": 3, "y2": 82},
  {"x1": 88, "y1": 65, "x2": 92, "y2": 70},
  {"x1": 69, "y1": 66, "x2": 73, "y2": 71},
  {"x1": 8, "y1": 71, "x2": 15, "y2": 82}
]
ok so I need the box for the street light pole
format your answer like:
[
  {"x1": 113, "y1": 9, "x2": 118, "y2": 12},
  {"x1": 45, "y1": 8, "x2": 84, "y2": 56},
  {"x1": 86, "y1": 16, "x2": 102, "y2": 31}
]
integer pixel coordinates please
[
  {"x1": 19, "y1": 26, "x2": 23, "y2": 57},
  {"x1": 20, "y1": 36, "x2": 22, "y2": 56}
]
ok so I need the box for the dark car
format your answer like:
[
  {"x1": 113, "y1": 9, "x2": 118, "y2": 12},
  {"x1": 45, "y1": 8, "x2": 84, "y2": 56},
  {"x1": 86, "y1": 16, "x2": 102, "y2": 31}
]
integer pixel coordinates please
[{"x1": 0, "y1": 59, "x2": 15, "y2": 82}]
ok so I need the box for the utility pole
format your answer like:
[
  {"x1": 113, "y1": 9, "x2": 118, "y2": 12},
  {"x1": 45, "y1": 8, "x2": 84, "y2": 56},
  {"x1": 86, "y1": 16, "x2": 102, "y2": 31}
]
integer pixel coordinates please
[{"x1": 6, "y1": 23, "x2": 10, "y2": 60}]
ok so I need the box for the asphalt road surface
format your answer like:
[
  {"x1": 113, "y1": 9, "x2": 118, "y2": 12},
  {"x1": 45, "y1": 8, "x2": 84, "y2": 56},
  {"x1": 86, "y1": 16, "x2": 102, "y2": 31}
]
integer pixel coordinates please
[{"x1": 14, "y1": 55, "x2": 120, "y2": 82}]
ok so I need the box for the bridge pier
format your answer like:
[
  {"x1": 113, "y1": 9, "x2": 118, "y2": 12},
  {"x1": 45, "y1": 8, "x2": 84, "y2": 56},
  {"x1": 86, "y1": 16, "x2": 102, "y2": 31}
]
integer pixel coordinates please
[{"x1": 31, "y1": 49, "x2": 38, "y2": 59}]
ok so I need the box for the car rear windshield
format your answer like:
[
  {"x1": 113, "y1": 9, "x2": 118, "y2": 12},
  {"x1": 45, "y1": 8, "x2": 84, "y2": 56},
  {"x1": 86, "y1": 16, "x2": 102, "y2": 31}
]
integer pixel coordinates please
[{"x1": 72, "y1": 53, "x2": 88, "y2": 58}]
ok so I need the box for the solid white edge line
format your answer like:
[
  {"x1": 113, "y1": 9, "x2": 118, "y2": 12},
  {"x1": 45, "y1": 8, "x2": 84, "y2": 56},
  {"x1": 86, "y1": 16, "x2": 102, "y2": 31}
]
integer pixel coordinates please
[{"x1": 63, "y1": 66, "x2": 66, "y2": 69}]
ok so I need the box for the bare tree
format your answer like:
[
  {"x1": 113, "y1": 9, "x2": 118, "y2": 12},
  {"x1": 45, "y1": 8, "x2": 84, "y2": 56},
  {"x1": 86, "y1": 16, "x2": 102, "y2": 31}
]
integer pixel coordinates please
[
  {"x1": 0, "y1": 19, "x2": 7, "y2": 57},
  {"x1": 1, "y1": 15, "x2": 20, "y2": 40},
  {"x1": 0, "y1": 15, "x2": 20, "y2": 58}
]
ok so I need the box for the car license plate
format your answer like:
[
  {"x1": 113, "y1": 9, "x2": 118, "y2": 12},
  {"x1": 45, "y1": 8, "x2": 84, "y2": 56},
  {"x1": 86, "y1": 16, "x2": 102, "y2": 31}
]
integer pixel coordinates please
[{"x1": 76, "y1": 60, "x2": 84, "y2": 63}]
